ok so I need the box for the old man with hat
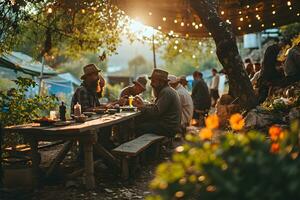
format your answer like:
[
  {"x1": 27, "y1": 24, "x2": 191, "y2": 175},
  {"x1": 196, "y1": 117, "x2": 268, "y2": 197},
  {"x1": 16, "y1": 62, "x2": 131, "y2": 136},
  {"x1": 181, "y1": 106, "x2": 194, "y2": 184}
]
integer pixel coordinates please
[
  {"x1": 133, "y1": 69, "x2": 181, "y2": 137},
  {"x1": 71, "y1": 64, "x2": 105, "y2": 113},
  {"x1": 120, "y1": 76, "x2": 147, "y2": 98}
]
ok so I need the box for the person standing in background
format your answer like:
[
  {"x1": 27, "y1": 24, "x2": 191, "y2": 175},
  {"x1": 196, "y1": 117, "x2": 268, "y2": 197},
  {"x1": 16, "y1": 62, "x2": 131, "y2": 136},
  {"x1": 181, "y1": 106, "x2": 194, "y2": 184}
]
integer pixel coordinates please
[
  {"x1": 245, "y1": 58, "x2": 255, "y2": 78},
  {"x1": 191, "y1": 72, "x2": 211, "y2": 125},
  {"x1": 168, "y1": 75, "x2": 193, "y2": 132},
  {"x1": 210, "y1": 68, "x2": 220, "y2": 107}
]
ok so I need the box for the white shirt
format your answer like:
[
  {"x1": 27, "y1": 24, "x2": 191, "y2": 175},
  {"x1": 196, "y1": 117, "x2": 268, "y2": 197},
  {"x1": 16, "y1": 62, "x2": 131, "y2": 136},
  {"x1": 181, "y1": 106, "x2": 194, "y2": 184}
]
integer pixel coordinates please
[
  {"x1": 175, "y1": 84, "x2": 194, "y2": 126},
  {"x1": 251, "y1": 70, "x2": 261, "y2": 86},
  {"x1": 210, "y1": 74, "x2": 220, "y2": 90}
]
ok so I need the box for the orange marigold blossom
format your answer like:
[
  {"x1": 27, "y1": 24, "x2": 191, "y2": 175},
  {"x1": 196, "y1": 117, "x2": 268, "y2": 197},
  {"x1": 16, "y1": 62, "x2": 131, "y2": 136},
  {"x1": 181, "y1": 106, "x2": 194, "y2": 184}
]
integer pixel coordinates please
[
  {"x1": 205, "y1": 114, "x2": 219, "y2": 129},
  {"x1": 270, "y1": 143, "x2": 280, "y2": 153},
  {"x1": 269, "y1": 125, "x2": 282, "y2": 141},
  {"x1": 229, "y1": 113, "x2": 245, "y2": 131},
  {"x1": 199, "y1": 128, "x2": 213, "y2": 140}
]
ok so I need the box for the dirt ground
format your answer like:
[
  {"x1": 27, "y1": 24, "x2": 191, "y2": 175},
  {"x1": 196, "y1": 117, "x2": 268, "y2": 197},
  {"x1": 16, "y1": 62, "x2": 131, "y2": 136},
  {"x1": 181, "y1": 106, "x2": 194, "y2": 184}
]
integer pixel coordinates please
[{"x1": 0, "y1": 141, "x2": 180, "y2": 200}]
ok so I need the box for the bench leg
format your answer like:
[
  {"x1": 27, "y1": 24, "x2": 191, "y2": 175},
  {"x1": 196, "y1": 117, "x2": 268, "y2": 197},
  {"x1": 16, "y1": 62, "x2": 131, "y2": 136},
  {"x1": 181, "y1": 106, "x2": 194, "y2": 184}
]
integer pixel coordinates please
[
  {"x1": 28, "y1": 138, "x2": 40, "y2": 188},
  {"x1": 121, "y1": 157, "x2": 129, "y2": 180},
  {"x1": 84, "y1": 141, "x2": 95, "y2": 189}
]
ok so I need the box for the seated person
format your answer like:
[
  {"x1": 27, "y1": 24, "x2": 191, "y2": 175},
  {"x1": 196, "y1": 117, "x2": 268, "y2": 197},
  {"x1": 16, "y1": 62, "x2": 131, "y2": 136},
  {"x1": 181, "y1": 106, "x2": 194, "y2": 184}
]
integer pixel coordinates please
[
  {"x1": 133, "y1": 69, "x2": 181, "y2": 138},
  {"x1": 71, "y1": 64, "x2": 105, "y2": 113},
  {"x1": 257, "y1": 39, "x2": 286, "y2": 103},
  {"x1": 284, "y1": 42, "x2": 300, "y2": 84},
  {"x1": 118, "y1": 76, "x2": 147, "y2": 106},
  {"x1": 168, "y1": 75, "x2": 193, "y2": 131}
]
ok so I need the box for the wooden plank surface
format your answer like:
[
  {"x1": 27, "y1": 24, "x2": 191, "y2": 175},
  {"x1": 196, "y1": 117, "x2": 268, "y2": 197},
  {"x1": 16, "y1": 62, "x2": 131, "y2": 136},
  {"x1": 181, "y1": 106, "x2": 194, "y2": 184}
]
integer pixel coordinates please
[
  {"x1": 112, "y1": 134, "x2": 165, "y2": 156},
  {"x1": 4, "y1": 112, "x2": 141, "y2": 137}
]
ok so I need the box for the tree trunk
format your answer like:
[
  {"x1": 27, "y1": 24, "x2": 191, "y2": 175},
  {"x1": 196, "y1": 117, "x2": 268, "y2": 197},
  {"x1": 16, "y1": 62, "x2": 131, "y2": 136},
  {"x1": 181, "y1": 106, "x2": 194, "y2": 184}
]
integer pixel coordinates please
[{"x1": 190, "y1": 0, "x2": 258, "y2": 110}]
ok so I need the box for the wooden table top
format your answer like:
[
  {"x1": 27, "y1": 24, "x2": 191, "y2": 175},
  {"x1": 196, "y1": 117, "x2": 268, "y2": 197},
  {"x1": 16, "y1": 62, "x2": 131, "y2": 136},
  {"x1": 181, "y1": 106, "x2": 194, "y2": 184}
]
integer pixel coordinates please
[{"x1": 4, "y1": 112, "x2": 141, "y2": 136}]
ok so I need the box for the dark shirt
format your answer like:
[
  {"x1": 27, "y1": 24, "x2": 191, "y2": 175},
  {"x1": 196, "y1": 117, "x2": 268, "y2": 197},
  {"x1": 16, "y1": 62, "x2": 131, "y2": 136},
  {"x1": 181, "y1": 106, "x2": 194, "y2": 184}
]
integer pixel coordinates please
[
  {"x1": 141, "y1": 86, "x2": 181, "y2": 134},
  {"x1": 259, "y1": 44, "x2": 283, "y2": 83},
  {"x1": 71, "y1": 83, "x2": 100, "y2": 113},
  {"x1": 191, "y1": 79, "x2": 211, "y2": 110}
]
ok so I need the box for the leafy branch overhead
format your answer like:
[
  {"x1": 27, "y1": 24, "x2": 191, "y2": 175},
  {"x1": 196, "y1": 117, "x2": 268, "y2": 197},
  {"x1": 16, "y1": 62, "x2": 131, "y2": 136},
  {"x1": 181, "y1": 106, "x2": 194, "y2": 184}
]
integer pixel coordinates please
[{"x1": 1, "y1": 0, "x2": 129, "y2": 58}]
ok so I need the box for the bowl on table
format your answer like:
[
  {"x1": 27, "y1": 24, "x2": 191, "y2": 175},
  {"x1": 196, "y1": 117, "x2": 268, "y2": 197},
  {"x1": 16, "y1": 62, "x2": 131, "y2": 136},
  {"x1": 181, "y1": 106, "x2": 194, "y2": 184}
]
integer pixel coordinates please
[
  {"x1": 107, "y1": 109, "x2": 117, "y2": 115},
  {"x1": 74, "y1": 115, "x2": 88, "y2": 123},
  {"x1": 82, "y1": 112, "x2": 96, "y2": 117}
]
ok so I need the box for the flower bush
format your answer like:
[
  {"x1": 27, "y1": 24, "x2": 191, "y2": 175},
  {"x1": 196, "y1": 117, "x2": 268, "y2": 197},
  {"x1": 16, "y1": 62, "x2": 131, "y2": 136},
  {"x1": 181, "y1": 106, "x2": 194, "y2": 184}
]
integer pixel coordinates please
[{"x1": 148, "y1": 114, "x2": 300, "y2": 200}]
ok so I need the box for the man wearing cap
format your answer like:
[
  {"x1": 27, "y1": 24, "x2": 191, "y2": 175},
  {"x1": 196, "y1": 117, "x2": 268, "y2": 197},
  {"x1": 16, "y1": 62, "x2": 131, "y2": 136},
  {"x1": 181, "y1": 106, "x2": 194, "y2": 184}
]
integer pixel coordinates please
[
  {"x1": 71, "y1": 64, "x2": 105, "y2": 113},
  {"x1": 169, "y1": 75, "x2": 193, "y2": 131},
  {"x1": 133, "y1": 69, "x2": 181, "y2": 137},
  {"x1": 119, "y1": 76, "x2": 147, "y2": 98}
]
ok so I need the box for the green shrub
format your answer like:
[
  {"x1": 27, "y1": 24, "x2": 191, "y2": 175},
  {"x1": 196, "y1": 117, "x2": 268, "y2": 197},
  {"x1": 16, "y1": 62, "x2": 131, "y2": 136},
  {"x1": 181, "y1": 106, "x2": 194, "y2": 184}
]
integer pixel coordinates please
[
  {"x1": 148, "y1": 118, "x2": 300, "y2": 200},
  {"x1": 0, "y1": 77, "x2": 57, "y2": 146}
]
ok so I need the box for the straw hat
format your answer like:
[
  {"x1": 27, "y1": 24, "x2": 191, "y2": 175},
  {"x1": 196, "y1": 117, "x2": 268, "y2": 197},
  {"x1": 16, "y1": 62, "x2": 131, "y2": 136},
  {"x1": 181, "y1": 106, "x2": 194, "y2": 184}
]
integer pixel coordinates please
[
  {"x1": 168, "y1": 75, "x2": 178, "y2": 84},
  {"x1": 149, "y1": 69, "x2": 169, "y2": 81},
  {"x1": 80, "y1": 64, "x2": 101, "y2": 80},
  {"x1": 133, "y1": 76, "x2": 147, "y2": 89}
]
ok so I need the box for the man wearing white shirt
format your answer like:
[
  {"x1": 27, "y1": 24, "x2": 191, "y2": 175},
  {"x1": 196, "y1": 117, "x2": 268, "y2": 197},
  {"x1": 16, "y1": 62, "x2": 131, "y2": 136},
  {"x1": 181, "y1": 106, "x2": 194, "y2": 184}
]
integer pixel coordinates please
[
  {"x1": 168, "y1": 75, "x2": 193, "y2": 131},
  {"x1": 210, "y1": 68, "x2": 220, "y2": 107}
]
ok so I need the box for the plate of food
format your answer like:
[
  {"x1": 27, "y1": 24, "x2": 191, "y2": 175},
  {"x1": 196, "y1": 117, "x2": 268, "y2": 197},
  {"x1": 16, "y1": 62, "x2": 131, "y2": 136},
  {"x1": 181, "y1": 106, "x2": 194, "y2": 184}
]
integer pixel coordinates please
[
  {"x1": 93, "y1": 108, "x2": 106, "y2": 114},
  {"x1": 120, "y1": 106, "x2": 137, "y2": 112},
  {"x1": 34, "y1": 117, "x2": 57, "y2": 126},
  {"x1": 82, "y1": 112, "x2": 96, "y2": 117},
  {"x1": 54, "y1": 121, "x2": 73, "y2": 127}
]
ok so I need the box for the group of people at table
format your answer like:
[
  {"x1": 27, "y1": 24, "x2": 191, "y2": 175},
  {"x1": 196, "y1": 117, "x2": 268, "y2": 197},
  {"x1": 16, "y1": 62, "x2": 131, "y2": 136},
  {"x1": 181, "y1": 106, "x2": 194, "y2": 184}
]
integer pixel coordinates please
[
  {"x1": 70, "y1": 64, "x2": 220, "y2": 139},
  {"x1": 245, "y1": 39, "x2": 300, "y2": 103}
]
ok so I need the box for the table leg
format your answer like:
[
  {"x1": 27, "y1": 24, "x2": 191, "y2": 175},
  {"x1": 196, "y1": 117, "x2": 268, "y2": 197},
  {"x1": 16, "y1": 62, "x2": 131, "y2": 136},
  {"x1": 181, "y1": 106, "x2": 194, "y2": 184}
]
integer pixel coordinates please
[
  {"x1": 83, "y1": 141, "x2": 95, "y2": 189},
  {"x1": 82, "y1": 130, "x2": 97, "y2": 190},
  {"x1": 28, "y1": 138, "x2": 40, "y2": 188}
]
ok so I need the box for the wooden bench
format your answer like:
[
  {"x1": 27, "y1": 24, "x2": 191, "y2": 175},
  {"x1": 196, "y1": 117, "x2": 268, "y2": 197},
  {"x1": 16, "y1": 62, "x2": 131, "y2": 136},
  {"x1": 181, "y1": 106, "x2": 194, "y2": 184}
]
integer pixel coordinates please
[{"x1": 112, "y1": 134, "x2": 165, "y2": 179}]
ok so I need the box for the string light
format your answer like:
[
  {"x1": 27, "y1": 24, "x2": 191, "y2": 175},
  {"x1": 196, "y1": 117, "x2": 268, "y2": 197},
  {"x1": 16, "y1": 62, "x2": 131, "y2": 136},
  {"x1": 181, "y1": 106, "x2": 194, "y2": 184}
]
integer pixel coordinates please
[
  {"x1": 199, "y1": 23, "x2": 203, "y2": 27},
  {"x1": 272, "y1": 22, "x2": 276, "y2": 26},
  {"x1": 192, "y1": 55, "x2": 196, "y2": 59},
  {"x1": 289, "y1": 7, "x2": 293, "y2": 10},
  {"x1": 195, "y1": 25, "x2": 199, "y2": 29},
  {"x1": 148, "y1": 12, "x2": 152, "y2": 16},
  {"x1": 158, "y1": 26, "x2": 162, "y2": 30},
  {"x1": 272, "y1": 11, "x2": 276, "y2": 15},
  {"x1": 175, "y1": 40, "x2": 178, "y2": 44},
  {"x1": 221, "y1": 11, "x2": 225, "y2": 15},
  {"x1": 174, "y1": 45, "x2": 178, "y2": 50},
  {"x1": 162, "y1": 17, "x2": 167, "y2": 21},
  {"x1": 261, "y1": 23, "x2": 265, "y2": 27},
  {"x1": 238, "y1": 26, "x2": 241, "y2": 30},
  {"x1": 179, "y1": 49, "x2": 183, "y2": 53},
  {"x1": 192, "y1": 22, "x2": 196, "y2": 26},
  {"x1": 287, "y1": 1, "x2": 291, "y2": 6},
  {"x1": 240, "y1": 17, "x2": 244, "y2": 21},
  {"x1": 47, "y1": 7, "x2": 53, "y2": 13},
  {"x1": 180, "y1": 22, "x2": 185, "y2": 26},
  {"x1": 174, "y1": 19, "x2": 178, "y2": 23},
  {"x1": 81, "y1": 9, "x2": 86, "y2": 14},
  {"x1": 248, "y1": 24, "x2": 252, "y2": 28}
]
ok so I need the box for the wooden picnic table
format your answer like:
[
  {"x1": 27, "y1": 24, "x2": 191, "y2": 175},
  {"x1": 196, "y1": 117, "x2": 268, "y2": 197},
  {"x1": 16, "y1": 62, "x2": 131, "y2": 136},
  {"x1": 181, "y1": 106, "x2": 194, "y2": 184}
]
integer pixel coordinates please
[{"x1": 4, "y1": 112, "x2": 141, "y2": 189}]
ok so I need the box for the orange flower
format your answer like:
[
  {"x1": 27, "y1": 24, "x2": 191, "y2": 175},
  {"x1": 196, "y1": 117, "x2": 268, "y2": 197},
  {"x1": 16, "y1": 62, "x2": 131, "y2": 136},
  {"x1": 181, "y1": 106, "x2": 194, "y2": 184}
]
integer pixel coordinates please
[
  {"x1": 205, "y1": 114, "x2": 219, "y2": 129},
  {"x1": 270, "y1": 143, "x2": 280, "y2": 153},
  {"x1": 269, "y1": 125, "x2": 282, "y2": 141},
  {"x1": 199, "y1": 128, "x2": 213, "y2": 140},
  {"x1": 229, "y1": 113, "x2": 245, "y2": 131}
]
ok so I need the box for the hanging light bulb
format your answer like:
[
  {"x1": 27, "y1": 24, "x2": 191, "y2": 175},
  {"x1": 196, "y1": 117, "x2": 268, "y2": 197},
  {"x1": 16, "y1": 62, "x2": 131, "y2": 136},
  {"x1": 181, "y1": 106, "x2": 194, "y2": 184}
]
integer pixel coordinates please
[
  {"x1": 174, "y1": 45, "x2": 178, "y2": 50},
  {"x1": 287, "y1": 1, "x2": 291, "y2": 6},
  {"x1": 240, "y1": 17, "x2": 244, "y2": 21},
  {"x1": 174, "y1": 19, "x2": 178, "y2": 23},
  {"x1": 175, "y1": 40, "x2": 179, "y2": 44},
  {"x1": 162, "y1": 17, "x2": 167, "y2": 21},
  {"x1": 195, "y1": 25, "x2": 199, "y2": 29},
  {"x1": 192, "y1": 55, "x2": 196, "y2": 59},
  {"x1": 272, "y1": 10, "x2": 276, "y2": 15},
  {"x1": 179, "y1": 49, "x2": 183, "y2": 53},
  {"x1": 47, "y1": 7, "x2": 53, "y2": 13},
  {"x1": 180, "y1": 22, "x2": 185, "y2": 26},
  {"x1": 158, "y1": 26, "x2": 162, "y2": 30},
  {"x1": 221, "y1": 11, "x2": 225, "y2": 15},
  {"x1": 148, "y1": 12, "x2": 152, "y2": 16}
]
